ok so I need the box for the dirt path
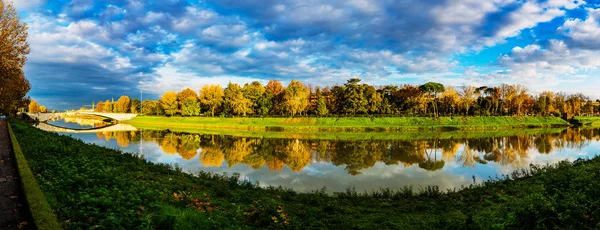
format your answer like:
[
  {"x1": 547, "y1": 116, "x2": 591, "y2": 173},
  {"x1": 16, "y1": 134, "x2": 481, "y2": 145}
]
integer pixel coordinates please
[{"x1": 0, "y1": 119, "x2": 33, "y2": 229}]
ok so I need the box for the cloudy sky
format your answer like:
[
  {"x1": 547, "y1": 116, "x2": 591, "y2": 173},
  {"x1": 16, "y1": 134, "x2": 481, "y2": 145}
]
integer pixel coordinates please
[{"x1": 13, "y1": 0, "x2": 600, "y2": 110}]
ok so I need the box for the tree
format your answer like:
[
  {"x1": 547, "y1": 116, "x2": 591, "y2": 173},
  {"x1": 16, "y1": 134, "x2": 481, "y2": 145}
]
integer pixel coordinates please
[
  {"x1": 181, "y1": 96, "x2": 200, "y2": 116},
  {"x1": 243, "y1": 81, "x2": 265, "y2": 115},
  {"x1": 177, "y1": 88, "x2": 198, "y2": 111},
  {"x1": 0, "y1": 1, "x2": 30, "y2": 115},
  {"x1": 283, "y1": 80, "x2": 310, "y2": 116},
  {"x1": 316, "y1": 96, "x2": 329, "y2": 116},
  {"x1": 28, "y1": 100, "x2": 40, "y2": 113},
  {"x1": 39, "y1": 105, "x2": 47, "y2": 113},
  {"x1": 103, "y1": 100, "x2": 113, "y2": 113},
  {"x1": 224, "y1": 82, "x2": 251, "y2": 116},
  {"x1": 95, "y1": 101, "x2": 105, "y2": 112},
  {"x1": 199, "y1": 84, "x2": 224, "y2": 116},
  {"x1": 343, "y1": 78, "x2": 368, "y2": 115},
  {"x1": 160, "y1": 91, "x2": 178, "y2": 116},
  {"x1": 459, "y1": 85, "x2": 477, "y2": 116},
  {"x1": 130, "y1": 99, "x2": 141, "y2": 114},
  {"x1": 142, "y1": 100, "x2": 162, "y2": 115},
  {"x1": 265, "y1": 80, "x2": 285, "y2": 115},
  {"x1": 419, "y1": 82, "x2": 445, "y2": 117},
  {"x1": 115, "y1": 95, "x2": 131, "y2": 113}
]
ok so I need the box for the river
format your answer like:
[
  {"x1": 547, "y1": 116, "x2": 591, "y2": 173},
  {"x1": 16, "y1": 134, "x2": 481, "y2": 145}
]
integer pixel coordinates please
[{"x1": 44, "y1": 117, "x2": 600, "y2": 193}]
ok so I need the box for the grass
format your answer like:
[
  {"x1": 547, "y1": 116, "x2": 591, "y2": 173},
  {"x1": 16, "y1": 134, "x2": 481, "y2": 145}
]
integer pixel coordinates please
[
  {"x1": 572, "y1": 116, "x2": 600, "y2": 126},
  {"x1": 133, "y1": 122, "x2": 568, "y2": 141},
  {"x1": 10, "y1": 119, "x2": 600, "y2": 229},
  {"x1": 125, "y1": 115, "x2": 570, "y2": 132},
  {"x1": 7, "y1": 121, "x2": 62, "y2": 230}
]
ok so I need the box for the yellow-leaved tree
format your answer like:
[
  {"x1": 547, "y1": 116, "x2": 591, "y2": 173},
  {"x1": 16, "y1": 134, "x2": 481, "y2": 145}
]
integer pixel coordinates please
[
  {"x1": 199, "y1": 85, "x2": 224, "y2": 116},
  {"x1": 0, "y1": 1, "x2": 30, "y2": 114},
  {"x1": 283, "y1": 80, "x2": 309, "y2": 116},
  {"x1": 160, "y1": 91, "x2": 178, "y2": 116}
]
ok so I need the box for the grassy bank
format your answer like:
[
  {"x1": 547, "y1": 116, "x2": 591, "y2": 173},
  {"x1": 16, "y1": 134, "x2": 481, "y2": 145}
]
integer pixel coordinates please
[
  {"x1": 125, "y1": 116, "x2": 570, "y2": 132},
  {"x1": 7, "y1": 122, "x2": 61, "y2": 230},
  {"x1": 572, "y1": 116, "x2": 600, "y2": 126},
  {"x1": 10, "y1": 119, "x2": 600, "y2": 229},
  {"x1": 133, "y1": 121, "x2": 568, "y2": 141}
]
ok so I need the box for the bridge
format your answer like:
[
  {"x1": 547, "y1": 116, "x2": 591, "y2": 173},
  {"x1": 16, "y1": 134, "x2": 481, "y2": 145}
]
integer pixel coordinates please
[
  {"x1": 25, "y1": 112, "x2": 137, "y2": 122},
  {"x1": 36, "y1": 122, "x2": 138, "y2": 134}
]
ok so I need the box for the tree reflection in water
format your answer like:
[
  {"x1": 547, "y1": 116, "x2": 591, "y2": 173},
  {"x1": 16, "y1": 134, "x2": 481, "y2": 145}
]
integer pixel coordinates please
[{"x1": 92, "y1": 128, "x2": 600, "y2": 175}]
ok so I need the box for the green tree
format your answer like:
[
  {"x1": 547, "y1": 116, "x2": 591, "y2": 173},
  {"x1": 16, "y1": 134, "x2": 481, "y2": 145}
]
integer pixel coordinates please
[
  {"x1": 160, "y1": 91, "x2": 178, "y2": 116},
  {"x1": 316, "y1": 96, "x2": 329, "y2": 116},
  {"x1": 181, "y1": 96, "x2": 200, "y2": 116},
  {"x1": 343, "y1": 78, "x2": 368, "y2": 115},
  {"x1": 283, "y1": 80, "x2": 309, "y2": 116},
  {"x1": 419, "y1": 82, "x2": 445, "y2": 117},
  {"x1": 142, "y1": 100, "x2": 162, "y2": 115},
  {"x1": 199, "y1": 84, "x2": 224, "y2": 116}
]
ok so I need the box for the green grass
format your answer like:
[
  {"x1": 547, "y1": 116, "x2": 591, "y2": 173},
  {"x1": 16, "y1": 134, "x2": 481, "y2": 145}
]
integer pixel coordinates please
[
  {"x1": 572, "y1": 116, "x2": 600, "y2": 126},
  {"x1": 9, "y1": 119, "x2": 600, "y2": 229},
  {"x1": 7, "y1": 121, "x2": 62, "y2": 230},
  {"x1": 125, "y1": 116, "x2": 570, "y2": 132},
  {"x1": 133, "y1": 122, "x2": 568, "y2": 141}
]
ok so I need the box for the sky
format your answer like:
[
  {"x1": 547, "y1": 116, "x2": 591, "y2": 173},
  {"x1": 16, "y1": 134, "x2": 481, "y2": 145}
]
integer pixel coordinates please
[{"x1": 12, "y1": 0, "x2": 600, "y2": 110}]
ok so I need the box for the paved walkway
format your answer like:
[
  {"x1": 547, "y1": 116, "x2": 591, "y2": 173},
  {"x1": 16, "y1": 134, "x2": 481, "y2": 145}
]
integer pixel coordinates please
[{"x1": 0, "y1": 119, "x2": 33, "y2": 229}]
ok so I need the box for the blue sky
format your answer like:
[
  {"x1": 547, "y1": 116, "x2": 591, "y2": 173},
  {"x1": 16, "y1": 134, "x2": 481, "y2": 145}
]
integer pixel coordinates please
[{"x1": 13, "y1": 0, "x2": 600, "y2": 110}]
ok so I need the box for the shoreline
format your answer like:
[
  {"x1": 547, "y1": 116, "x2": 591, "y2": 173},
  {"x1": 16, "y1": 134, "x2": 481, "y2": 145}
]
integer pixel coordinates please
[{"x1": 123, "y1": 115, "x2": 571, "y2": 132}]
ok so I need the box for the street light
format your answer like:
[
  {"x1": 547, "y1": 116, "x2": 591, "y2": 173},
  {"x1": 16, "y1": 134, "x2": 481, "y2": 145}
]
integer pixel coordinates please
[{"x1": 140, "y1": 90, "x2": 143, "y2": 115}]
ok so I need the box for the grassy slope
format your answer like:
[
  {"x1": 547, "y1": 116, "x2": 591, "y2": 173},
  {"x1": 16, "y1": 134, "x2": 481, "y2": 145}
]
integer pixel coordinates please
[
  {"x1": 573, "y1": 116, "x2": 600, "y2": 126},
  {"x1": 7, "y1": 122, "x2": 61, "y2": 230},
  {"x1": 133, "y1": 122, "x2": 567, "y2": 141},
  {"x1": 10, "y1": 119, "x2": 600, "y2": 229},
  {"x1": 125, "y1": 116, "x2": 570, "y2": 131}
]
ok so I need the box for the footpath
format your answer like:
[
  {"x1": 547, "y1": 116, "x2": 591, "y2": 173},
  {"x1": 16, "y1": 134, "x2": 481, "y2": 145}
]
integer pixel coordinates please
[{"x1": 0, "y1": 119, "x2": 33, "y2": 229}]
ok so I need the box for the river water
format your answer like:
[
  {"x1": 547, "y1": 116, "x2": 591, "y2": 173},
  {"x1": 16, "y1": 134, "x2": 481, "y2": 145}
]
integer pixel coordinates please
[{"x1": 45, "y1": 117, "x2": 600, "y2": 193}]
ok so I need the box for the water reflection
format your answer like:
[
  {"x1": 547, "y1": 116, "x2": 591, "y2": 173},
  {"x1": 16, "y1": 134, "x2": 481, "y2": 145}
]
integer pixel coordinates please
[
  {"x1": 47, "y1": 116, "x2": 111, "y2": 129},
  {"x1": 92, "y1": 128, "x2": 599, "y2": 175},
  {"x1": 46, "y1": 117, "x2": 600, "y2": 192}
]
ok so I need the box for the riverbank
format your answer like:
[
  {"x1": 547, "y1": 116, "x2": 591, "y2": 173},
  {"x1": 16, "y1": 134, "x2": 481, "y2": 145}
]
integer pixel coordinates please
[
  {"x1": 10, "y1": 119, "x2": 600, "y2": 229},
  {"x1": 572, "y1": 116, "x2": 600, "y2": 126},
  {"x1": 124, "y1": 116, "x2": 570, "y2": 132}
]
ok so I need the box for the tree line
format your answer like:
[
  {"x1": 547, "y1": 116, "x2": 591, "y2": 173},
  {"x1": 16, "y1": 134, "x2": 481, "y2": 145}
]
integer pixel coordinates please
[{"x1": 89, "y1": 78, "x2": 599, "y2": 118}]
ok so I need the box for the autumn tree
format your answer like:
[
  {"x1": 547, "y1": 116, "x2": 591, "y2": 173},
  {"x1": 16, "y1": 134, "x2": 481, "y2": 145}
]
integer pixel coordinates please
[
  {"x1": 39, "y1": 105, "x2": 47, "y2": 113},
  {"x1": 95, "y1": 101, "x2": 105, "y2": 112},
  {"x1": 130, "y1": 98, "x2": 141, "y2": 114},
  {"x1": 459, "y1": 85, "x2": 477, "y2": 116},
  {"x1": 103, "y1": 100, "x2": 113, "y2": 113},
  {"x1": 224, "y1": 82, "x2": 251, "y2": 116},
  {"x1": 160, "y1": 91, "x2": 178, "y2": 116},
  {"x1": 177, "y1": 88, "x2": 198, "y2": 110},
  {"x1": 199, "y1": 84, "x2": 224, "y2": 116},
  {"x1": 0, "y1": 1, "x2": 30, "y2": 114},
  {"x1": 243, "y1": 81, "x2": 265, "y2": 115},
  {"x1": 283, "y1": 80, "x2": 309, "y2": 116},
  {"x1": 142, "y1": 100, "x2": 162, "y2": 115},
  {"x1": 28, "y1": 100, "x2": 40, "y2": 113},
  {"x1": 115, "y1": 95, "x2": 131, "y2": 113},
  {"x1": 265, "y1": 80, "x2": 285, "y2": 115}
]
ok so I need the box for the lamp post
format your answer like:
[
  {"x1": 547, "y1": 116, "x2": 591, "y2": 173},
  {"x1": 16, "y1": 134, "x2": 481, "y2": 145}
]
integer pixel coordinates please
[{"x1": 140, "y1": 90, "x2": 143, "y2": 115}]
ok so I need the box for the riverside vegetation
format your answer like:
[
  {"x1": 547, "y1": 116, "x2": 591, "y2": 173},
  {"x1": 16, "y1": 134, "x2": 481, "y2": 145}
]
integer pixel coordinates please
[{"x1": 10, "y1": 119, "x2": 600, "y2": 229}]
